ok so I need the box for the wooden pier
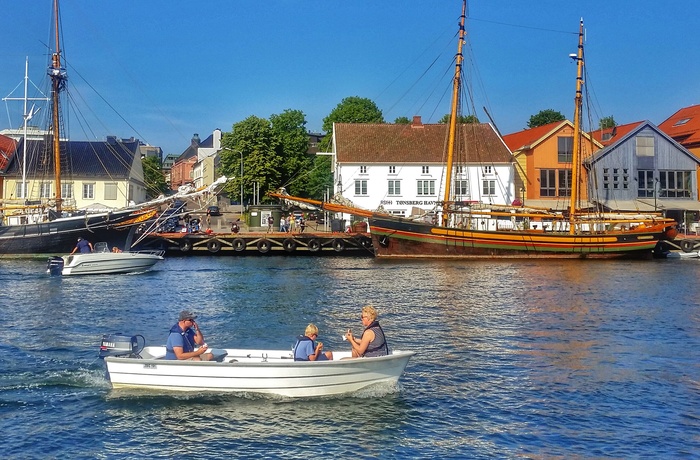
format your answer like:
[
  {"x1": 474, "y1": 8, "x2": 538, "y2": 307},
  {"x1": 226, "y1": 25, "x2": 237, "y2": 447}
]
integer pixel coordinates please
[{"x1": 140, "y1": 231, "x2": 375, "y2": 256}]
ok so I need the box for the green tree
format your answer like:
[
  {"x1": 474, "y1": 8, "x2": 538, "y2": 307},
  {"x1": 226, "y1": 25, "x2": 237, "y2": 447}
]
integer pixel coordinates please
[
  {"x1": 219, "y1": 116, "x2": 282, "y2": 205},
  {"x1": 599, "y1": 115, "x2": 617, "y2": 130},
  {"x1": 141, "y1": 155, "x2": 168, "y2": 199},
  {"x1": 394, "y1": 116, "x2": 411, "y2": 124},
  {"x1": 270, "y1": 109, "x2": 313, "y2": 197},
  {"x1": 438, "y1": 114, "x2": 479, "y2": 124},
  {"x1": 319, "y1": 96, "x2": 384, "y2": 151},
  {"x1": 527, "y1": 109, "x2": 565, "y2": 128}
]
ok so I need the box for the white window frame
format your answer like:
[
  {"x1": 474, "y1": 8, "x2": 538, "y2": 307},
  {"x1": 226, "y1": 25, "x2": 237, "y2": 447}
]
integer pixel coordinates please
[
  {"x1": 417, "y1": 180, "x2": 435, "y2": 196},
  {"x1": 482, "y1": 179, "x2": 496, "y2": 196},
  {"x1": 354, "y1": 179, "x2": 368, "y2": 196},
  {"x1": 83, "y1": 183, "x2": 95, "y2": 200},
  {"x1": 388, "y1": 180, "x2": 401, "y2": 196}
]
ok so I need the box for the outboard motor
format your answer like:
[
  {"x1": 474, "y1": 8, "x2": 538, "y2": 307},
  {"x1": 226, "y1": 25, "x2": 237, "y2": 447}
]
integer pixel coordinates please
[
  {"x1": 99, "y1": 334, "x2": 145, "y2": 359},
  {"x1": 47, "y1": 256, "x2": 65, "y2": 276}
]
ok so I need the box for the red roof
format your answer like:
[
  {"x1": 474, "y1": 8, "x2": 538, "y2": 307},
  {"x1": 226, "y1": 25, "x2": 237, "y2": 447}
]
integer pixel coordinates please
[
  {"x1": 334, "y1": 120, "x2": 511, "y2": 164},
  {"x1": 589, "y1": 121, "x2": 643, "y2": 146},
  {"x1": 502, "y1": 121, "x2": 567, "y2": 151},
  {"x1": 0, "y1": 134, "x2": 17, "y2": 171},
  {"x1": 658, "y1": 104, "x2": 700, "y2": 147}
]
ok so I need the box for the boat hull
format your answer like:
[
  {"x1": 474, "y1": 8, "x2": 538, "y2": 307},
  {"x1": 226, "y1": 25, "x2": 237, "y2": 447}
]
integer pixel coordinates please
[
  {"x1": 0, "y1": 208, "x2": 156, "y2": 254},
  {"x1": 369, "y1": 216, "x2": 672, "y2": 259},
  {"x1": 104, "y1": 347, "x2": 415, "y2": 398}
]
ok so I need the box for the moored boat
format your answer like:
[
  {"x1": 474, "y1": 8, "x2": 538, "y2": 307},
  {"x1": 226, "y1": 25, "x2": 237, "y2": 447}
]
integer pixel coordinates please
[
  {"x1": 99, "y1": 335, "x2": 415, "y2": 398},
  {"x1": 271, "y1": 3, "x2": 678, "y2": 259}
]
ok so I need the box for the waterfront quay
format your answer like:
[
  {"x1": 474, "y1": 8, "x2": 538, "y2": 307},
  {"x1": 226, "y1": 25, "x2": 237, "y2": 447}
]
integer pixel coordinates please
[{"x1": 143, "y1": 230, "x2": 374, "y2": 256}]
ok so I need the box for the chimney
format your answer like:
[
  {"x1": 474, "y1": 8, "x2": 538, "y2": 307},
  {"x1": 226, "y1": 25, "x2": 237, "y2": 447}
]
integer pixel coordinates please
[
  {"x1": 191, "y1": 133, "x2": 201, "y2": 147},
  {"x1": 412, "y1": 116, "x2": 423, "y2": 128}
]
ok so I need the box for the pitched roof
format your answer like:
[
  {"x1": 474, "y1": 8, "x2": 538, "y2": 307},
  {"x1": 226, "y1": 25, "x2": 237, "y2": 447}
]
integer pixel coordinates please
[
  {"x1": 4, "y1": 137, "x2": 139, "y2": 178},
  {"x1": 334, "y1": 121, "x2": 511, "y2": 164},
  {"x1": 0, "y1": 134, "x2": 17, "y2": 172},
  {"x1": 502, "y1": 121, "x2": 567, "y2": 151},
  {"x1": 658, "y1": 104, "x2": 700, "y2": 147},
  {"x1": 589, "y1": 121, "x2": 643, "y2": 146}
]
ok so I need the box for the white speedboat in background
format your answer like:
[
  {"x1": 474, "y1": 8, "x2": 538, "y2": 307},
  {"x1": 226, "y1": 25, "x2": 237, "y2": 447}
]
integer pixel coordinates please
[
  {"x1": 48, "y1": 242, "x2": 164, "y2": 276},
  {"x1": 98, "y1": 334, "x2": 415, "y2": 398}
]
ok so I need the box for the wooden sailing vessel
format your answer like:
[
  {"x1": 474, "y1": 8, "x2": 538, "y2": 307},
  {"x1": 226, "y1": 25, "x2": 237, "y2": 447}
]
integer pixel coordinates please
[
  {"x1": 0, "y1": 0, "x2": 160, "y2": 254},
  {"x1": 273, "y1": 2, "x2": 678, "y2": 259}
]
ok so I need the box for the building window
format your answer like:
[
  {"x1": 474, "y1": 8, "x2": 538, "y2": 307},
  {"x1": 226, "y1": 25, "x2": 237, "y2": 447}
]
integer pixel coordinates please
[
  {"x1": 456, "y1": 165, "x2": 464, "y2": 174},
  {"x1": 40, "y1": 182, "x2": 51, "y2": 198},
  {"x1": 389, "y1": 165, "x2": 396, "y2": 174},
  {"x1": 557, "y1": 170, "x2": 572, "y2": 197},
  {"x1": 422, "y1": 166, "x2": 430, "y2": 174},
  {"x1": 540, "y1": 169, "x2": 556, "y2": 197},
  {"x1": 83, "y1": 183, "x2": 95, "y2": 200},
  {"x1": 482, "y1": 166, "x2": 492, "y2": 175},
  {"x1": 104, "y1": 183, "x2": 118, "y2": 200},
  {"x1": 454, "y1": 179, "x2": 469, "y2": 197},
  {"x1": 637, "y1": 170, "x2": 655, "y2": 198},
  {"x1": 482, "y1": 179, "x2": 496, "y2": 196},
  {"x1": 636, "y1": 136, "x2": 654, "y2": 157},
  {"x1": 354, "y1": 180, "x2": 368, "y2": 196},
  {"x1": 388, "y1": 180, "x2": 401, "y2": 196},
  {"x1": 558, "y1": 136, "x2": 573, "y2": 162},
  {"x1": 673, "y1": 118, "x2": 690, "y2": 127},
  {"x1": 15, "y1": 182, "x2": 27, "y2": 199},
  {"x1": 359, "y1": 165, "x2": 367, "y2": 174},
  {"x1": 417, "y1": 180, "x2": 435, "y2": 196},
  {"x1": 61, "y1": 183, "x2": 73, "y2": 199},
  {"x1": 659, "y1": 170, "x2": 692, "y2": 198}
]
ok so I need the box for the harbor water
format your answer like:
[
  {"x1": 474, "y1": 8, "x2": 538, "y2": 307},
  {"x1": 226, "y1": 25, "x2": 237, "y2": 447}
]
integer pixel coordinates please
[{"x1": 1, "y1": 255, "x2": 698, "y2": 458}]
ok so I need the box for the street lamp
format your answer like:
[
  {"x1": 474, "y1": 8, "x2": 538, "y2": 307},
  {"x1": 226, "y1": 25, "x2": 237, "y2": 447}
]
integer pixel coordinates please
[
  {"x1": 239, "y1": 151, "x2": 244, "y2": 213},
  {"x1": 520, "y1": 187, "x2": 525, "y2": 207}
]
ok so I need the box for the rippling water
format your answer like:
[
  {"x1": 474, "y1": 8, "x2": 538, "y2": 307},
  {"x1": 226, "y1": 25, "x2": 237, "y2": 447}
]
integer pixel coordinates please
[{"x1": 1, "y1": 255, "x2": 699, "y2": 458}]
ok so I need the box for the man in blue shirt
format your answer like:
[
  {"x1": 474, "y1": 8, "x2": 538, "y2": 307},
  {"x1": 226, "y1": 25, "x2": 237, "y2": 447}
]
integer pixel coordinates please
[
  {"x1": 165, "y1": 310, "x2": 212, "y2": 360},
  {"x1": 70, "y1": 237, "x2": 93, "y2": 254},
  {"x1": 293, "y1": 323, "x2": 333, "y2": 361}
]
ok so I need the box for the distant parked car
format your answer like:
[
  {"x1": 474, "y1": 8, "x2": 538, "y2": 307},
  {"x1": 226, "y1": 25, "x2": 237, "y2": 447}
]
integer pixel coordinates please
[{"x1": 207, "y1": 205, "x2": 222, "y2": 216}]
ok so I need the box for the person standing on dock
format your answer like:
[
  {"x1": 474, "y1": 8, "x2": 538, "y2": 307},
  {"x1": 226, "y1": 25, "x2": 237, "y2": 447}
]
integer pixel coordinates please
[{"x1": 267, "y1": 215, "x2": 274, "y2": 233}]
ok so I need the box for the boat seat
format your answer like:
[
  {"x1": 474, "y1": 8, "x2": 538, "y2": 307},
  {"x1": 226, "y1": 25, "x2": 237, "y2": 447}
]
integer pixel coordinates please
[{"x1": 94, "y1": 242, "x2": 110, "y2": 253}]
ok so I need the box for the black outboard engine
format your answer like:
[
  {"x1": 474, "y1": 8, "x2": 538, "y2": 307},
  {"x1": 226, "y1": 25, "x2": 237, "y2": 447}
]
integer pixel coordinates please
[
  {"x1": 47, "y1": 256, "x2": 65, "y2": 276},
  {"x1": 99, "y1": 334, "x2": 145, "y2": 358}
]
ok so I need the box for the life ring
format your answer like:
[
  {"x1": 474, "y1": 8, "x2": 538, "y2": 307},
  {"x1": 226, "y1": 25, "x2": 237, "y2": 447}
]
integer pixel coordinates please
[
  {"x1": 206, "y1": 239, "x2": 221, "y2": 253},
  {"x1": 233, "y1": 238, "x2": 246, "y2": 252},
  {"x1": 283, "y1": 238, "x2": 297, "y2": 252},
  {"x1": 332, "y1": 238, "x2": 345, "y2": 252},
  {"x1": 680, "y1": 239, "x2": 695, "y2": 253},
  {"x1": 378, "y1": 236, "x2": 390, "y2": 248},
  {"x1": 179, "y1": 238, "x2": 192, "y2": 252},
  {"x1": 257, "y1": 239, "x2": 271, "y2": 254},
  {"x1": 307, "y1": 238, "x2": 321, "y2": 252}
]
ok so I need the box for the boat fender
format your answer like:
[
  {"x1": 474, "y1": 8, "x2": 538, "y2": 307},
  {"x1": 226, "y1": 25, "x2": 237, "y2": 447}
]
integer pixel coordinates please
[
  {"x1": 257, "y1": 239, "x2": 271, "y2": 253},
  {"x1": 179, "y1": 238, "x2": 192, "y2": 252},
  {"x1": 307, "y1": 238, "x2": 321, "y2": 252},
  {"x1": 680, "y1": 239, "x2": 695, "y2": 253},
  {"x1": 233, "y1": 238, "x2": 246, "y2": 252},
  {"x1": 206, "y1": 239, "x2": 221, "y2": 253},
  {"x1": 332, "y1": 238, "x2": 345, "y2": 252},
  {"x1": 283, "y1": 238, "x2": 297, "y2": 252}
]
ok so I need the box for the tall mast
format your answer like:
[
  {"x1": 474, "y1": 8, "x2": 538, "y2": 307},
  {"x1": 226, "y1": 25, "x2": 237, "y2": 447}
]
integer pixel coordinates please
[
  {"x1": 441, "y1": 0, "x2": 467, "y2": 227},
  {"x1": 568, "y1": 18, "x2": 584, "y2": 234},
  {"x1": 49, "y1": 0, "x2": 66, "y2": 212}
]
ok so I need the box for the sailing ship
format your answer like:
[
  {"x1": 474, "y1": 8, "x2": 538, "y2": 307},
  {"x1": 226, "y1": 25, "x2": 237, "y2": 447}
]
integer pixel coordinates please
[
  {"x1": 272, "y1": 1, "x2": 678, "y2": 259},
  {"x1": 0, "y1": 0, "x2": 168, "y2": 254}
]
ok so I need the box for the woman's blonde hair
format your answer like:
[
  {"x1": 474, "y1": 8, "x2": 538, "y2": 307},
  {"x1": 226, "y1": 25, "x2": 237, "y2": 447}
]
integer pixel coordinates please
[
  {"x1": 362, "y1": 305, "x2": 377, "y2": 322},
  {"x1": 305, "y1": 323, "x2": 319, "y2": 337}
]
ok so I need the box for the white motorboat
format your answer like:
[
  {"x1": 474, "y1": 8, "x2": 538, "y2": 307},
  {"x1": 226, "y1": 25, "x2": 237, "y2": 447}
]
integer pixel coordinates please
[
  {"x1": 665, "y1": 250, "x2": 700, "y2": 259},
  {"x1": 48, "y1": 242, "x2": 163, "y2": 276},
  {"x1": 99, "y1": 334, "x2": 415, "y2": 398}
]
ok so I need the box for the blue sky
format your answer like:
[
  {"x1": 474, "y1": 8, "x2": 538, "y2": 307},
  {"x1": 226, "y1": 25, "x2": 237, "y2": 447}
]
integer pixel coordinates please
[{"x1": 1, "y1": 1, "x2": 698, "y2": 157}]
